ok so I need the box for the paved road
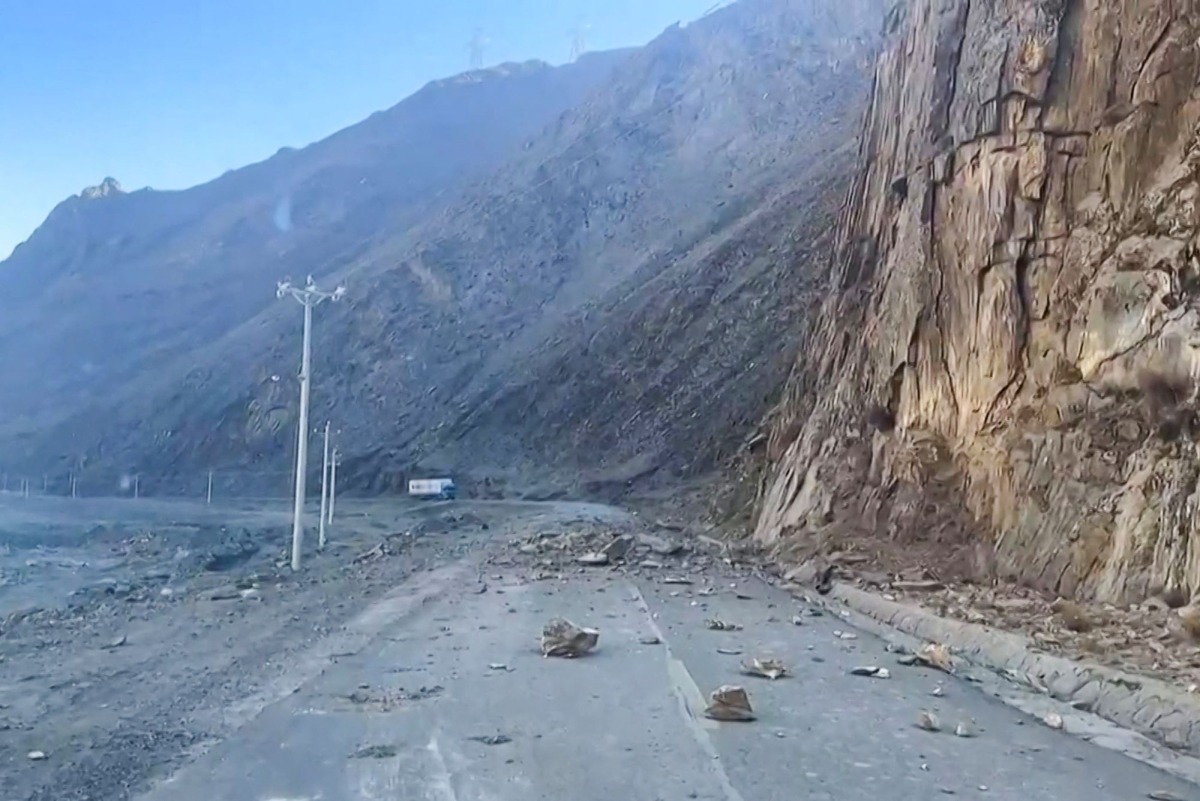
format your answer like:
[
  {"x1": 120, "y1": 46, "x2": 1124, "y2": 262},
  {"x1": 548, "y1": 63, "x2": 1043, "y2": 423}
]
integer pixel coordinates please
[{"x1": 135, "y1": 558, "x2": 1199, "y2": 801}]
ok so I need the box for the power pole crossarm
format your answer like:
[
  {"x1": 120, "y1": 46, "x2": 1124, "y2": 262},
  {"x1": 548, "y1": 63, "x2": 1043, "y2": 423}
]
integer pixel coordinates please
[{"x1": 277, "y1": 276, "x2": 345, "y2": 571}]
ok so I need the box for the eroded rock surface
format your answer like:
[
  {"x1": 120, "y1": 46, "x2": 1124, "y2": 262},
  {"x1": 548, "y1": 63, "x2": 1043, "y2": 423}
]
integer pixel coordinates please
[{"x1": 757, "y1": 0, "x2": 1200, "y2": 604}]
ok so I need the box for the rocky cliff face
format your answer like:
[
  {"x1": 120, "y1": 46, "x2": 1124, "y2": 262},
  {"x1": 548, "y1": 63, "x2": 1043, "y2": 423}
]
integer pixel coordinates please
[{"x1": 756, "y1": 0, "x2": 1200, "y2": 604}]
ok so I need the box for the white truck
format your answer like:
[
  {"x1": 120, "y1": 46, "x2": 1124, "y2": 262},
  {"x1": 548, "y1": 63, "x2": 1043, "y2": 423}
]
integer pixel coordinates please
[{"x1": 407, "y1": 477, "x2": 457, "y2": 501}]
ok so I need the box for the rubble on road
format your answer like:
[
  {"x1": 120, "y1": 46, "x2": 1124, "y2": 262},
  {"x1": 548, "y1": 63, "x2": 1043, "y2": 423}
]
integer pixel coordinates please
[
  {"x1": 541, "y1": 618, "x2": 599, "y2": 657},
  {"x1": 704, "y1": 685, "x2": 755, "y2": 722}
]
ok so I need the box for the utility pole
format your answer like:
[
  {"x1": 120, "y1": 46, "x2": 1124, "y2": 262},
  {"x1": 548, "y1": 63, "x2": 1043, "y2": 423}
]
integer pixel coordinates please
[
  {"x1": 328, "y1": 447, "x2": 339, "y2": 524},
  {"x1": 207, "y1": 470, "x2": 214, "y2": 505},
  {"x1": 468, "y1": 27, "x2": 488, "y2": 69},
  {"x1": 569, "y1": 19, "x2": 589, "y2": 62},
  {"x1": 133, "y1": 474, "x2": 140, "y2": 499},
  {"x1": 318, "y1": 422, "x2": 330, "y2": 550},
  {"x1": 70, "y1": 474, "x2": 77, "y2": 499},
  {"x1": 42, "y1": 474, "x2": 47, "y2": 494},
  {"x1": 277, "y1": 276, "x2": 345, "y2": 571}
]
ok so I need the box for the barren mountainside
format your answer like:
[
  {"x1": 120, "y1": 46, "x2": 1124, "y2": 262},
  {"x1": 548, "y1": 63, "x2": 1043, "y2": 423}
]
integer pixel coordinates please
[
  {"x1": 0, "y1": 52, "x2": 629, "y2": 449},
  {"x1": 13, "y1": 0, "x2": 885, "y2": 496},
  {"x1": 756, "y1": 0, "x2": 1200, "y2": 604}
]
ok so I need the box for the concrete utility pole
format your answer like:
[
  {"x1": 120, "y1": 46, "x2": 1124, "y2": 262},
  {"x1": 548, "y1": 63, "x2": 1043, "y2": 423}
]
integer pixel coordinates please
[
  {"x1": 207, "y1": 470, "x2": 214, "y2": 505},
  {"x1": 328, "y1": 447, "x2": 339, "y2": 525},
  {"x1": 277, "y1": 276, "x2": 345, "y2": 571},
  {"x1": 468, "y1": 28, "x2": 488, "y2": 69},
  {"x1": 569, "y1": 20, "x2": 589, "y2": 62},
  {"x1": 318, "y1": 422, "x2": 330, "y2": 550}
]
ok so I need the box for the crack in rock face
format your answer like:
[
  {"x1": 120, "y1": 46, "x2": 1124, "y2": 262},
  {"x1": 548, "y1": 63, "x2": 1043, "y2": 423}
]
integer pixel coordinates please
[{"x1": 757, "y1": 0, "x2": 1200, "y2": 605}]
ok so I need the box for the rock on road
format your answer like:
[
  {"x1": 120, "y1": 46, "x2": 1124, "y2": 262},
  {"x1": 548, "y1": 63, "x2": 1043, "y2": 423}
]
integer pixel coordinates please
[{"x1": 133, "y1": 550, "x2": 1197, "y2": 800}]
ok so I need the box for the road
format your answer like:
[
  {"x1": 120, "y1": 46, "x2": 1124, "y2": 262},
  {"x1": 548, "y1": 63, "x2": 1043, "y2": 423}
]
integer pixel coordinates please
[{"x1": 132, "y1": 545, "x2": 1197, "y2": 800}]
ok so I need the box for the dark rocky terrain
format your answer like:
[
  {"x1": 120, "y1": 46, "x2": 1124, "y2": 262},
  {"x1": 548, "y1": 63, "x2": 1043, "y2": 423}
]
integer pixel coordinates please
[{"x1": 0, "y1": 0, "x2": 885, "y2": 498}]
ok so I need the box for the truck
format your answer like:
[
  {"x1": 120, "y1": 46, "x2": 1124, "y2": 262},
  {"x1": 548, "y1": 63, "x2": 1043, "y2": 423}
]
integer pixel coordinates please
[{"x1": 407, "y1": 477, "x2": 457, "y2": 501}]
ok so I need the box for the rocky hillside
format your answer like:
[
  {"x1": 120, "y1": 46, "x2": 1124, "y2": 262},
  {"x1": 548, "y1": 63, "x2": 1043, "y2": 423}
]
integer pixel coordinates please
[
  {"x1": 0, "y1": 53, "x2": 628, "y2": 446},
  {"x1": 13, "y1": 0, "x2": 885, "y2": 495},
  {"x1": 755, "y1": 0, "x2": 1200, "y2": 605}
]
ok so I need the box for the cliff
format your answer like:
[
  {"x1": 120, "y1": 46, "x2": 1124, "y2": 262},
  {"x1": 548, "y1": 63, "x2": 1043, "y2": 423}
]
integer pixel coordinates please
[{"x1": 756, "y1": 0, "x2": 1200, "y2": 604}]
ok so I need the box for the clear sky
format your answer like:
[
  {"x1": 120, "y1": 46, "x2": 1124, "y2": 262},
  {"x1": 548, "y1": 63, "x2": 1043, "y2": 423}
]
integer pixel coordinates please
[{"x1": 0, "y1": 0, "x2": 719, "y2": 259}]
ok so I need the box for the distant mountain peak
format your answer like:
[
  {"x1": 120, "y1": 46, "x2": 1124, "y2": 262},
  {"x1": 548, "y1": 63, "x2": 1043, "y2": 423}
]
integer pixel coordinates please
[{"x1": 80, "y1": 177, "x2": 124, "y2": 200}]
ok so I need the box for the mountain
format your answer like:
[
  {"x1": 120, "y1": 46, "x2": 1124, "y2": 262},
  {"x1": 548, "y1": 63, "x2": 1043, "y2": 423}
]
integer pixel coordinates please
[
  {"x1": 755, "y1": 0, "x2": 1200, "y2": 604},
  {"x1": 0, "y1": 52, "x2": 629, "y2": 448},
  {"x1": 2, "y1": 0, "x2": 885, "y2": 499}
]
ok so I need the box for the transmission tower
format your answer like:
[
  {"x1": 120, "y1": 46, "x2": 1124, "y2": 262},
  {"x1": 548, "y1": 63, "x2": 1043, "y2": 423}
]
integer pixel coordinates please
[
  {"x1": 569, "y1": 20, "x2": 589, "y2": 62},
  {"x1": 468, "y1": 28, "x2": 488, "y2": 69}
]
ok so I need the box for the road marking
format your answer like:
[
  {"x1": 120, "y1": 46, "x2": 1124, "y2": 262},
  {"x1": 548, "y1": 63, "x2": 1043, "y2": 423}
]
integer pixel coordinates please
[{"x1": 625, "y1": 581, "x2": 748, "y2": 801}]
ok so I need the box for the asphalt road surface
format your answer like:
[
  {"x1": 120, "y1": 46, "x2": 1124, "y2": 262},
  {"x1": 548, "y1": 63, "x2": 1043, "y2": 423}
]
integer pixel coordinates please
[{"x1": 132, "y1": 555, "x2": 1198, "y2": 800}]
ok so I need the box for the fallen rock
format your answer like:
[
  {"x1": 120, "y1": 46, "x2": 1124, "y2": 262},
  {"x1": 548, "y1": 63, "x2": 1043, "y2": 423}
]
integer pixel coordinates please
[
  {"x1": 892, "y1": 580, "x2": 945, "y2": 592},
  {"x1": 1043, "y1": 712, "x2": 1064, "y2": 730},
  {"x1": 663, "y1": 576, "x2": 694, "y2": 585},
  {"x1": 705, "y1": 618, "x2": 742, "y2": 631},
  {"x1": 638, "y1": 634, "x2": 662, "y2": 645},
  {"x1": 207, "y1": 585, "x2": 243, "y2": 601},
  {"x1": 916, "y1": 711, "x2": 941, "y2": 732},
  {"x1": 704, "y1": 685, "x2": 755, "y2": 722},
  {"x1": 101, "y1": 635, "x2": 127, "y2": 650},
  {"x1": 639, "y1": 559, "x2": 663, "y2": 569},
  {"x1": 575, "y1": 552, "x2": 609, "y2": 567},
  {"x1": 954, "y1": 720, "x2": 975, "y2": 738},
  {"x1": 27, "y1": 750, "x2": 47, "y2": 761},
  {"x1": 915, "y1": 642, "x2": 955, "y2": 673},
  {"x1": 637, "y1": 533, "x2": 684, "y2": 556},
  {"x1": 741, "y1": 657, "x2": 788, "y2": 680},
  {"x1": 601, "y1": 535, "x2": 635, "y2": 562},
  {"x1": 351, "y1": 744, "x2": 398, "y2": 759},
  {"x1": 467, "y1": 734, "x2": 512, "y2": 746},
  {"x1": 541, "y1": 618, "x2": 599, "y2": 657},
  {"x1": 849, "y1": 666, "x2": 890, "y2": 679}
]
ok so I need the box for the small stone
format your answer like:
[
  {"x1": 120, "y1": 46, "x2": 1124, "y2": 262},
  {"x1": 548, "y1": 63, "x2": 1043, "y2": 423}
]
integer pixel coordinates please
[
  {"x1": 101, "y1": 634, "x2": 127, "y2": 649},
  {"x1": 849, "y1": 666, "x2": 890, "y2": 678},
  {"x1": 576, "y1": 552, "x2": 609, "y2": 567},
  {"x1": 639, "y1": 559, "x2": 663, "y2": 569},
  {"x1": 706, "y1": 618, "x2": 742, "y2": 631},
  {"x1": 717, "y1": 647, "x2": 743, "y2": 655},
  {"x1": 740, "y1": 657, "x2": 788, "y2": 680},
  {"x1": 791, "y1": 615, "x2": 804, "y2": 626},
  {"x1": 467, "y1": 734, "x2": 512, "y2": 746},
  {"x1": 1043, "y1": 712, "x2": 1064, "y2": 730},
  {"x1": 954, "y1": 721, "x2": 975, "y2": 738},
  {"x1": 351, "y1": 744, "x2": 398, "y2": 759},
  {"x1": 601, "y1": 535, "x2": 635, "y2": 561},
  {"x1": 838, "y1": 631, "x2": 857, "y2": 640},
  {"x1": 931, "y1": 684, "x2": 945, "y2": 697},
  {"x1": 638, "y1": 635, "x2": 662, "y2": 645},
  {"x1": 1147, "y1": 791, "x2": 1187, "y2": 801},
  {"x1": 27, "y1": 751, "x2": 47, "y2": 761},
  {"x1": 916, "y1": 711, "x2": 940, "y2": 732},
  {"x1": 663, "y1": 576, "x2": 694, "y2": 585}
]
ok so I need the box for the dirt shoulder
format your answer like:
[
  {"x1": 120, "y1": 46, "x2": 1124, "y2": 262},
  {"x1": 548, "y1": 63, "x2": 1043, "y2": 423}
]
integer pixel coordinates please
[{"x1": 0, "y1": 495, "x2": 628, "y2": 801}]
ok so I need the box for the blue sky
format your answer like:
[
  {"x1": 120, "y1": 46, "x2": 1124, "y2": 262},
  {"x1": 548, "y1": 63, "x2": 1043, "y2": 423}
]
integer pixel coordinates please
[{"x1": 0, "y1": 0, "x2": 719, "y2": 258}]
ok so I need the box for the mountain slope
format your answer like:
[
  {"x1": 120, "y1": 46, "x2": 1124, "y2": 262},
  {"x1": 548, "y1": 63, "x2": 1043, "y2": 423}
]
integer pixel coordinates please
[
  {"x1": 7, "y1": 0, "x2": 885, "y2": 500},
  {"x1": 0, "y1": 53, "x2": 628, "y2": 441},
  {"x1": 755, "y1": 0, "x2": 1200, "y2": 604}
]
